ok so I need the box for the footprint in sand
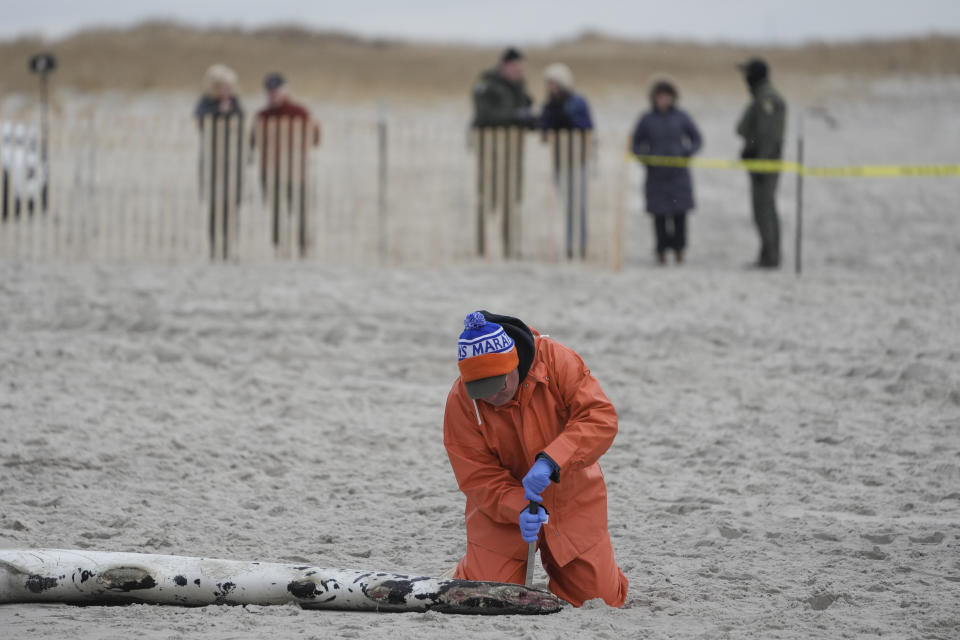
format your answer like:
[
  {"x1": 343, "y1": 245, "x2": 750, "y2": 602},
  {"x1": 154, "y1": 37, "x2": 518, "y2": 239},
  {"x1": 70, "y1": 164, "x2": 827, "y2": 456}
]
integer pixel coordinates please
[
  {"x1": 806, "y1": 592, "x2": 840, "y2": 610},
  {"x1": 854, "y1": 546, "x2": 889, "y2": 560},
  {"x1": 908, "y1": 532, "x2": 945, "y2": 544},
  {"x1": 862, "y1": 533, "x2": 896, "y2": 544}
]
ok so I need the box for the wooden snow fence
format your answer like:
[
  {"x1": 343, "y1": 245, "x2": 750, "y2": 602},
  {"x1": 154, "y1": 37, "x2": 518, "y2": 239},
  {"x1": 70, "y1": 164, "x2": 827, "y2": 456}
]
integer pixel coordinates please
[{"x1": 0, "y1": 112, "x2": 626, "y2": 269}]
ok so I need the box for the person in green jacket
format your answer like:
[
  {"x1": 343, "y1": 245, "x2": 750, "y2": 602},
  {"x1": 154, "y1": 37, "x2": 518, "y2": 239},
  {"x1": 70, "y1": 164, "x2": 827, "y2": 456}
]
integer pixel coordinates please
[
  {"x1": 470, "y1": 48, "x2": 534, "y2": 257},
  {"x1": 472, "y1": 48, "x2": 535, "y2": 128},
  {"x1": 736, "y1": 58, "x2": 787, "y2": 269}
]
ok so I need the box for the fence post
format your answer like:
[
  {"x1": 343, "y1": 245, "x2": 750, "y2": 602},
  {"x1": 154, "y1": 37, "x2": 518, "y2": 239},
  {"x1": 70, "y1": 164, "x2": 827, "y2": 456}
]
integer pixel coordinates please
[
  {"x1": 795, "y1": 111, "x2": 805, "y2": 276},
  {"x1": 505, "y1": 126, "x2": 519, "y2": 259},
  {"x1": 478, "y1": 128, "x2": 492, "y2": 257},
  {"x1": 613, "y1": 137, "x2": 627, "y2": 271},
  {"x1": 265, "y1": 117, "x2": 278, "y2": 259},
  {"x1": 377, "y1": 100, "x2": 388, "y2": 265},
  {"x1": 291, "y1": 117, "x2": 304, "y2": 259},
  {"x1": 559, "y1": 129, "x2": 572, "y2": 259},
  {"x1": 203, "y1": 114, "x2": 216, "y2": 259},
  {"x1": 0, "y1": 119, "x2": 8, "y2": 256},
  {"x1": 576, "y1": 129, "x2": 587, "y2": 260},
  {"x1": 214, "y1": 116, "x2": 227, "y2": 260},
  {"x1": 226, "y1": 114, "x2": 241, "y2": 261},
  {"x1": 38, "y1": 70, "x2": 50, "y2": 213},
  {"x1": 495, "y1": 127, "x2": 506, "y2": 258}
]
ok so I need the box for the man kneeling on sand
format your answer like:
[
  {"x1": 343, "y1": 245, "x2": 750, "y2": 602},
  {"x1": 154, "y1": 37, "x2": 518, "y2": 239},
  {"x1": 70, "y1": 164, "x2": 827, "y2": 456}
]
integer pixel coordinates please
[{"x1": 443, "y1": 310, "x2": 628, "y2": 607}]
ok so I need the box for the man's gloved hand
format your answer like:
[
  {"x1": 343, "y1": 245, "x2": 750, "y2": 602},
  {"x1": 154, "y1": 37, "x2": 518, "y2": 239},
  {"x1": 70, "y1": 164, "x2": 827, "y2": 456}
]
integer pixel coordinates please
[
  {"x1": 522, "y1": 458, "x2": 554, "y2": 502},
  {"x1": 518, "y1": 505, "x2": 549, "y2": 543}
]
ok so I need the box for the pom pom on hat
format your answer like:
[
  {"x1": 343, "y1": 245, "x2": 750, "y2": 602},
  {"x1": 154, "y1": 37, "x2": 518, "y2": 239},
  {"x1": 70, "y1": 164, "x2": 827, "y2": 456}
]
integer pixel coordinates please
[{"x1": 464, "y1": 311, "x2": 487, "y2": 330}]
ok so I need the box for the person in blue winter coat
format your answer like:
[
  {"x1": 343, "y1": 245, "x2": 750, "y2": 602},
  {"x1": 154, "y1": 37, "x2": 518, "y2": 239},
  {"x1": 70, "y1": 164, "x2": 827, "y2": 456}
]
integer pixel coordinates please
[
  {"x1": 631, "y1": 79, "x2": 703, "y2": 265},
  {"x1": 539, "y1": 63, "x2": 593, "y2": 131},
  {"x1": 540, "y1": 63, "x2": 594, "y2": 258}
]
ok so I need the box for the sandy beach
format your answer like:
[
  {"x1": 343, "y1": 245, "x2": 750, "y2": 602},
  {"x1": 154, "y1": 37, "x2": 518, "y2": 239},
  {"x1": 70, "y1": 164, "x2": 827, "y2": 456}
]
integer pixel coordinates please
[{"x1": 2, "y1": 73, "x2": 960, "y2": 637}]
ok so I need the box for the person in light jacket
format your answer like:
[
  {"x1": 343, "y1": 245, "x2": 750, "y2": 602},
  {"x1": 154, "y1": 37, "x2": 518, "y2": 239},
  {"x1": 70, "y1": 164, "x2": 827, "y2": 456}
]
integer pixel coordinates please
[
  {"x1": 194, "y1": 64, "x2": 244, "y2": 260},
  {"x1": 540, "y1": 63, "x2": 594, "y2": 259}
]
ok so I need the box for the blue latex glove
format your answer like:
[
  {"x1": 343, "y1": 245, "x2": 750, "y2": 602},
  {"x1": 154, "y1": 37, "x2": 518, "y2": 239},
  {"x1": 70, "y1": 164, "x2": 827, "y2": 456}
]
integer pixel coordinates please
[
  {"x1": 522, "y1": 458, "x2": 554, "y2": 502},
  {"x1": 518, "y1": 505, "x2": 549, "y2": 543}
]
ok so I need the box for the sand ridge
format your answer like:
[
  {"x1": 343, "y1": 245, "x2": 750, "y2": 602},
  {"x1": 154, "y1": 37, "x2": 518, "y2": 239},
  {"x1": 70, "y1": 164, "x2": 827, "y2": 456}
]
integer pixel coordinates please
[{"x1": 1, "y1": 22, "x2": 958, "y2": 101}]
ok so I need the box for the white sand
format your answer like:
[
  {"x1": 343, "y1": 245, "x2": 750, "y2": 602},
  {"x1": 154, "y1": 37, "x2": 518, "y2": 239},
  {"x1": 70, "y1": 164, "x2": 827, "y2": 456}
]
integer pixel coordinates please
[{"x1": 1, "y1": 83, "x2": 959, "y2": 638}]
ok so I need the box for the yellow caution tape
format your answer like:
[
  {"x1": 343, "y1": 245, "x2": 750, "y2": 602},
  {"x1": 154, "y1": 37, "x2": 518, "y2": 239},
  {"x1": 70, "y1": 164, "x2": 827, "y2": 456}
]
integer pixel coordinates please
[
  {"x1": 802, "y1": 164, "x2": 960, "y2": 178},
  {"x1": 630, "y1": 154, "x2": 960, "y2": 178}
]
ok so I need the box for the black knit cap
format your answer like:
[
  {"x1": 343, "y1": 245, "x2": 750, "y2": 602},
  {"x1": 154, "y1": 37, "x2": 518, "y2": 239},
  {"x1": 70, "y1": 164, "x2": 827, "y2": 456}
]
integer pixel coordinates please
[
  {"x1": 501, "y1": 47, "x2": 524, "y2": 63},
  {"x1": 264, "y1": 72, "x2": 286, "y2": 91},
  {"x1": 738, "y1": 58, "x2": 769, "y2": 85}
]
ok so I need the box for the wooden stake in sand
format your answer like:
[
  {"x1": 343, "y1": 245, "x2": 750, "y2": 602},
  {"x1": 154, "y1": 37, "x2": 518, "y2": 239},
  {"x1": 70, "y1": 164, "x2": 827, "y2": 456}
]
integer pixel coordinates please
[{"x1": 0, "y1": 549, "x2": 561, "y2": 615}]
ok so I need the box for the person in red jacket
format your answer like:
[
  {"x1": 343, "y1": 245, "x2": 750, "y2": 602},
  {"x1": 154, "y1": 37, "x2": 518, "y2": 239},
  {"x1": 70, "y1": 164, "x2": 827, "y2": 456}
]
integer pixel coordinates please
[
  {"x1": 443, "y1": 310, "x2": 628, "y2": 607},
  {"x1": 253, "y1": 73, "x2": 321, "y2": 256}
]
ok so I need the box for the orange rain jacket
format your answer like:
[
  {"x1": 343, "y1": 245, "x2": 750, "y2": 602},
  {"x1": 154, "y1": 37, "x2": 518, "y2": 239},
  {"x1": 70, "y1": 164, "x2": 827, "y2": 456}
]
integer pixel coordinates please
[{"x1": 443, "y1": 329, "x2": 618, "y2": 568}]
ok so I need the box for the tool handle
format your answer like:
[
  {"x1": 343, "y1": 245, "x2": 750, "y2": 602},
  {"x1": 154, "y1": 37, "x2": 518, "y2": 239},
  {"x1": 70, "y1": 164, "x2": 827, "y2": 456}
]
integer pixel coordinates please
[{"x1": 527, "y1": 500, "x2": 540, "y2": 515}]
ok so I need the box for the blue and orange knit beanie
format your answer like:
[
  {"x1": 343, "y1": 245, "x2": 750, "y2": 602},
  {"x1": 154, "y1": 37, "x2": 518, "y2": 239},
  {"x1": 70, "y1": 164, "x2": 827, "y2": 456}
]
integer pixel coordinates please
[{"x1": 457, "y1": 311, "x2": 519, "y2": 399}]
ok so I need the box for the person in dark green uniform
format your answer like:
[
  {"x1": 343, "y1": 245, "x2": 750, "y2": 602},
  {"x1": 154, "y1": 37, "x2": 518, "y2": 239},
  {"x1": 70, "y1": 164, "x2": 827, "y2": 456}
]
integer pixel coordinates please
[
  {"x1": 472, "y1": 47, "x2": 535, "y2": 128},
  {"x1": 736, "y1": 58, "x2": 787, "y2": 269},
  {"x1": 470, "y1": 48, "x2": 535, "y2": 257}
]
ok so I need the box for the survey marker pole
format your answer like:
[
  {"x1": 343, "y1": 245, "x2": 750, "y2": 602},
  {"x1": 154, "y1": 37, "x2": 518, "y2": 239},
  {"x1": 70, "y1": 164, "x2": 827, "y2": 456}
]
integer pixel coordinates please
[
  {"x1": 377, "y1": 99, "x2": 388, "y2": 265},
  {"x1": 794, "y1": 112, "x2": 805, "y2": 276}
]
